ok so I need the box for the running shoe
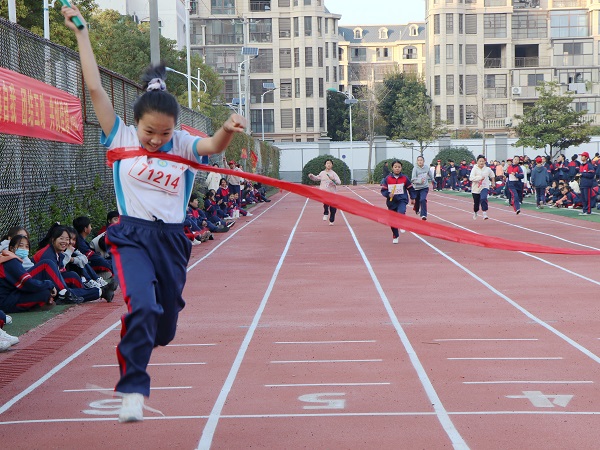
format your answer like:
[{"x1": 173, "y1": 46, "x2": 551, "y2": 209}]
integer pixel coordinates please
[
  {"x1": 119, "y1": 393, "x2": 144, "y2": 423},
  {"x1": 0, "y1": 328, "x2": 19, "y2": 346}
]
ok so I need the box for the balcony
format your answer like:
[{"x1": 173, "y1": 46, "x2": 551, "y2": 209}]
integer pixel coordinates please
[
  {"x1": 484, "y1": 58, "x2": 505, "y2": 68},
  {"x1": 552, "y1": 0, "x2": 585, "y2": 7},
  {"x1": 514, "y1": 56, "x2": 549, "y2": 68},
  {"x1": 484, "y1": 87, "x2": 508, "y2": 99}
]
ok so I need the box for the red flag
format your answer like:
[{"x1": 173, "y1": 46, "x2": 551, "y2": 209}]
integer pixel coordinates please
[
  {"x1": 241, "y1": 147, "x2": 248, "y2": 159},
  {"x1": 249, "y1": 150, "x2": 258, "y2": 169}
]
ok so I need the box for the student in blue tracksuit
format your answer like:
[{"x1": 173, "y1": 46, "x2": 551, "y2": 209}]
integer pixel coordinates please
[
  {"x1": 578, "y1": 152, "x2": 597, "y2": 215},
  {"x1": 381, "y1": 160, "x2": 415, "y2": 244},
  {"x1": 506, "y1": 156, "x2": 525, "y2": 214},
  {"x1": 530, "y1": 156, "x2": 551, "y2": 208},
  {"x1": 62, "y1": 4, "x2": 247, "y2": 423}
]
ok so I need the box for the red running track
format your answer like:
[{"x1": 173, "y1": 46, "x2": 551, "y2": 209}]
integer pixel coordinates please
[{"x1": 1, "y1": 187, "x2": 600, "y2": 449}]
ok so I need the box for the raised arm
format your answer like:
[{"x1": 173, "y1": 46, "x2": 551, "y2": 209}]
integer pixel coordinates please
[{"x1": 61, "y1": 5, "x2": 116, "y2": 137}]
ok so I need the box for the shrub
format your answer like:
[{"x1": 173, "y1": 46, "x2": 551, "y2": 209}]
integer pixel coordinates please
[
  {"x1": 373, "y1": 158, "x2": 413, "y2": 184},
  {"x1": 432, "y1": 146, "x2": 477, "y2": 166},
  {"x1": 302, "y1": 155, "x2": 351, "y2": 185}
]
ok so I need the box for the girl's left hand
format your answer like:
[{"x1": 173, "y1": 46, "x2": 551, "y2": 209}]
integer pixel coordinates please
[{"x1": 223, "y1": 114, "x2": 246, "y2": 133}]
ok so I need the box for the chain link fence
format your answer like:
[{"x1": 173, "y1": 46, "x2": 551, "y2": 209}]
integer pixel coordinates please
[{"x1": 0, "y1": 18, "x2": 212, "y2": 245}]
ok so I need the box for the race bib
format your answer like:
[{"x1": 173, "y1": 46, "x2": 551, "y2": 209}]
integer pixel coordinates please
[
  {"x1": 390, "y1": 183, "x2": 405, "y2": 196},
  {"x1": 128, "y1": 157, "x2": 188, "y2": 194}
]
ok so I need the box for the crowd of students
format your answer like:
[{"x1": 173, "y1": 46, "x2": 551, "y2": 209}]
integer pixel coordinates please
[{"x1": 429, "y1": 152, "x2": 600, "y2": 214}]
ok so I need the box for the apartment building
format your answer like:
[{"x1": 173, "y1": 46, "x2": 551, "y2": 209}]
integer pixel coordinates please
[
  {"x1": 426, "y1": 0, "x2": 600, "y2": 133},
  {"x1": 190, "y1": 0, "x2": 342, "y2": 142},
  {"x1": 337, "y1": 23, "x2": 426, "y2": 95}
]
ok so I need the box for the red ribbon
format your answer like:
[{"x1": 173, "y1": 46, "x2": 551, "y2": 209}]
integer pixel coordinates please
[{"x1": 107, "y1": 147, "x2": 600, "y2": 256}]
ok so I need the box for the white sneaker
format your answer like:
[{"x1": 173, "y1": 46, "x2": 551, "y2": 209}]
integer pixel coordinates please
[
  {"x1": 95, "y1": 277, "x2": 108, "y2": 287},
  {"x1": 0, "y1": 340, "x2": 11, "y2": 352},
  {"x1": 483, "y1": 212, "x2": 488, "y2": 220},
  {"x1": 392, "y1": 237, "x2": 399, "y2": 244},
  {"x1": 323, "y1": 215, "x2": 328, "y2": 221},
  {"x1": 246, "y1": 212, "x2": 253, "y2": 217},
  {"x1": 119, "y1": 393, "x2": 145, "y2": 423},
  {"x1": 328, "y1": 222, "x2": 334, "y2": 226},
  {"x1": 0, "y1": 328, "x2": 19, "y2": 346},
  {"x1": 191, "y1": 239, "x2": 202, "y2": 246},
  {"x1": 400, "y1": 229, "x2": 406, "y2": 233},
  {"x1": 85, "y1": 279, "x2": 102, "y2": 289},
  {"x1": 5, "y1": 315, "x2": 12, "y2": 325},
  {"x1": 473, "y1": 212, "x2": 477, "y2": 220}
]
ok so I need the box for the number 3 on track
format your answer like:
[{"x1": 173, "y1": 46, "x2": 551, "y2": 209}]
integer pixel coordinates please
[{"x1": 298, "y1": 393, "x2": 346, "y2": 410}]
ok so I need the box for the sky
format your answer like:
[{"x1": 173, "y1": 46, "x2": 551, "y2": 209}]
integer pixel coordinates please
[{"x1": 324, "y1": 0, "x2": 426, "y2": 25}]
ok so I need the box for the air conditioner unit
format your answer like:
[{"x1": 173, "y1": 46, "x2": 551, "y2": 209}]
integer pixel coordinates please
[
  {"x1": 512, "y1": 87, "x2": 522, "y2": 96},
  {"x1": 505, "y1": 117, "x2": 513, "y2": 127}
]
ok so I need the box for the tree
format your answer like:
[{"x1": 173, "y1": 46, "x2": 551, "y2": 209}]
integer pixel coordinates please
[
  {"x1": 377, "y1": 72, "x2": 428, "y2": 138},
  {"x1": 513, "y1": 82, "x2": 592, "y2": 159},
  {"x1": 326, "y1": 90, "x2": 350, "y2": 141},
  {"x1": 392, "y1": 90, "x2": 447, "y2": 156}
]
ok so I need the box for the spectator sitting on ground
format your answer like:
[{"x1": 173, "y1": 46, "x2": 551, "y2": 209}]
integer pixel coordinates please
[
  {"x1": 72, "y1": 216, "x2": 114, "y2": 278},
  {"x1": 65, "y1": 226, "x2": 111, "y2": 289},
  {"x1": 253, "y1": 182, "x2": 271, "y2": 202},
  {"x1": 204, "y1": 190, "x2": 233, "y2": 228},
  {"x1": 460, "y1": 176, "x2": 471, "y2": 192},
  {"x1": 187, "y1": 194, "x2": 231, "y2": 234},
  {"x1": 205, "y1": 163, "x2": 222, "y2": 192},
  {"x1": 0, "y1": 226, "x2": 29, "y2": 252},
  {"x1": 215, "y1": 178, "x2": 231, "y2": 216},
  {"x1": 553, "y1": 185, "x2": 581, "y2": 208},
  {"x1": 546, "y1": 181, "x2": 564, "y2": 206},
  {"x1": 90, "y1": 210, "x2": 120, "y2": 259},
  {"x1": 35, "y1": 224, "x2": 113, "y2": 302}
]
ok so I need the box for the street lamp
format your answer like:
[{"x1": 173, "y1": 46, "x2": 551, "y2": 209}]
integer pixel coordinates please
[
  {"x1": 261, "y1": 82, "x2": 277, "y2": 141},
  {"x1": 238, "y1": 47, "x2": 259, "y2": 125},
  {"x1": 166, "y1": 67, "x2": 207, "y2": 109},
  {"x1": 328, "y1": 88, "x2": 358, "y2": 182}
]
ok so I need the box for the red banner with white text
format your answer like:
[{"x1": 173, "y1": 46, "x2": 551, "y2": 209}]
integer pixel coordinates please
[{"x1": 0, "y1": 67, "x2": 84, "y2": 145}]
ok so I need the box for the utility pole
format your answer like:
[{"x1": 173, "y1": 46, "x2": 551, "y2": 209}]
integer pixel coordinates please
[{"x1": 149, "y1": 0, "x2": 160, "y2": 65}]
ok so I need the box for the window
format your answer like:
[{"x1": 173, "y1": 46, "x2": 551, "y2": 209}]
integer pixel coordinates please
[
  {"x1": 249, "y1": 19, "x2": 272, "y2": 43},
  {"x1": 326, "y1": 66, "x2": 329, "y2": 82},
  {"x1": 317, "y1": 17, "x2": 322, "y2": 36},
  {"x1": 446, "y1": 14, "x2": 454, "y2": 34},
  {"x1": 305, "y1": 47, "x2": 313, "y2": 66},
  {"x1": 354, "y1": 28, "x2": 362, "y2": 39},
  {"x1": 447, "y1": 105, "x2": 455, "y2": 125},
  {"x1": 465, "y1": 14, "x2": 477, "y2": 34},
  {"x1": 465, "y1": 44, "x2": 477, "y2": 64},
  {"x1": 460, "y1": 104, "x2": 464, "y2": 125},
  {"x1": 305, "y1": 17, "x2": 312, "y2": 36},
  {"x1": 458, "y1": 14, "x2": 463, "y2": 34},
  {"x1": 434, "y1": 75, "x2": 441, "y2": 95},
  {"x1": 465, "y1": 75, "x2": 478, "y2": 95},
  {"x1": 403, "y1": 46, "x2": 417, "y2": 59},
  {"x1": 252, "y1": 109, "x2": 274, "y2": 133},
  {"x1": 446, "y1": 44, "x2": 454, "y2": 63},
  {"x1": 512, "y1": 12, "x2": 547, "y2": 39},
  {"x1": 280, "y1": 48, "x2": 292, "y2": 68},
  {"x1": 294, "y1": 48, "x2": 300, "y2": 67},
  {"x1": 279, "y1": 0, "x2": 290, "y2": 6},
  {"x1": 465, "y1": 105, "x2": 477, "y2": 125},
  {"x1": 325, "y1": 42, "x2": 329, "y2": 59},
  {"x1": 325, "y1": 18, "x2": 329, "y2": 34},
  {"x1": 379, "y1": 27, "x2": 388, "y2": 39},
  {"x1": 459, "y1": 75, "x2": 464, "y2": 94},
  {"x1": 295, "y1": 78, "x2": 300, "y2": 97},
  {"x1": 434, "y1": 15, "x2": 440, "y2": 34},
  {"x1": 306, "y1": 78, "x2": 313, "y2": 97},
  {"x1": 435, "y1": 106, "x2": 441, "y2": 124},
  {"x1": 484, "y1": 104, "x2": 507, "y2": 119},
  {"x1": 211, "y1": 0, "x2": 235, "y2": 15},
  {"x1": 281, "y1": 108, "x2": 293, "y2": 128},
  {"x1": 319, "y1": 107, "x2": 325, "y2": 131},
  {"x1": 527, "y1": 74, "x2": 544, "y2": 86},
  {"x1": 293, "y1": 17, "x2": 299, "y2": 37},
  {"x1": 295, "y1": 108, "x2": 301, "y2": 130},
  {"x1": 550, "y1": 11, "x2": 588, "y2": 38},
  {"x1": 484, "y1": 13, "x2": 506, "y2": 38},
  {"x1": 279, "y1": 18, "x2": 291, "y2": 38},
  {"x1": 319, "y1": 78, "x2": 324, "y2": 97},
  {"x1": 434, "y1": 45, "x2": 440, "y2": 64},
  {"x1": 250, "y1": 49, "x2": 273, "y2": 73},
  {"x1": 306, "y1": 107, "x2": 314, "y2": 128},
  {"x1": 280, "y1": 79, "x2": 292, "y2": 98},
  {"x1": 458, "y1": 44, "x2": 463, "y2": 64},
  {"x1": 318, "y1": 47, "x2": 323, "y2": 67},
  {"x1": 410, "y1": 25, "x2": 418, "y2": 36},
  {"x1": 204, "y1": 19, "x2": 243, "y2": 45},
  {"x1": 333, "y1": 65, "x2": 337, "y2": 82},
  {"x1": 352, "y1": 48, "x2": 367, "y2": 61},
  {"x1": 446, "y1": 75, "x2": 454, "y2": 95}
]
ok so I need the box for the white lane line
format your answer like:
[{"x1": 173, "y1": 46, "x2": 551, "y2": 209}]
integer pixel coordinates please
[
  {"x1": 413, "y1": 234, "x2": 600, "y2": 365},
  {"x1": 64, "y1": 386, "x2": 193, "y2": 392},
  {"x1": 92, "y1": 362, "x2": 206, "y2": 367},
  {"x1": 275, "y1": 340, "x2": 376, "y2": 344},
  {"x1": 340, "y1": 211, "x2": 469, "y2": 450},
  {"x1": 435, "y1": 339, "x2": 538, "y2": 342},
  {"x1": 167, "y1": 344, "x2": 217, "y2": 347},
  {"x1": 265, "y1": 382, "x2": 391, "y2": 387},
  {"x1": 196, "y1": 198, "x2": 309, "y2": 450},
  {"x1": 463, "y1": 381, "x2": 593, "y2": 385},
  {"x1": 6, "y1": 409, "x2": 600, "y2": 425},
  {"x1": 448, "y1": 357, "x2": 563, "y2": 360},
  {"x1": 0, "y1": 196, "x2": 291, "y2": 416},
  {"x1": 270, "y1": 359, "x2": 382, "y2": 364}
]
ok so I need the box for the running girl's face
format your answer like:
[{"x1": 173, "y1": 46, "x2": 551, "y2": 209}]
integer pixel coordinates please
[
  {"x1": 477, "y1": 157, "x2": 486, "y2": 169},
  {"x1": 53, "y1": 232, "x2": 70, "y2": 252},
  {"x1": 136, "y1": 111, "x2": 175, "y2": 152},
  {"x1": 392, "y1": 162, "x2": 402, "y2": 175},
  {"x1": 325, "y1": 160, "x2": 333, "y2": 170},
  {"x1": 416, "y1": 157, "x2": 424, "y2": 168}
]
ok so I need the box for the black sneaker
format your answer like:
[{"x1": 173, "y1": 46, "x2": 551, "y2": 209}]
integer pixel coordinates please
[
  {"x1": 57, "y1": 291, "x2": 84, "y2": 304},
  {"x1": 106, "y1": 278, "x2": 119, "y2": 292},
  {"x1": 101, "y1": 286, "x2": 115, "y2": 303}
]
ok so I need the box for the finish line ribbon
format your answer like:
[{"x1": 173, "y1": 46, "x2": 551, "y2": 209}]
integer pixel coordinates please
[{"x1": 107, "y1": 147, "x2": 600, "y2": 256}]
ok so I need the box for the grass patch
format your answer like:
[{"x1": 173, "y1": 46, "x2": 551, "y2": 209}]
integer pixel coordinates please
[{"x1": 5, "y1": 305, "x2": 72, "y2": 337}]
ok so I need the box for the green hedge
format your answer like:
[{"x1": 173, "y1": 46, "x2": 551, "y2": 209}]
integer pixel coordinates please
[{"x1": 431, "y1": 146, "x2": 477, "y2": 166}]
